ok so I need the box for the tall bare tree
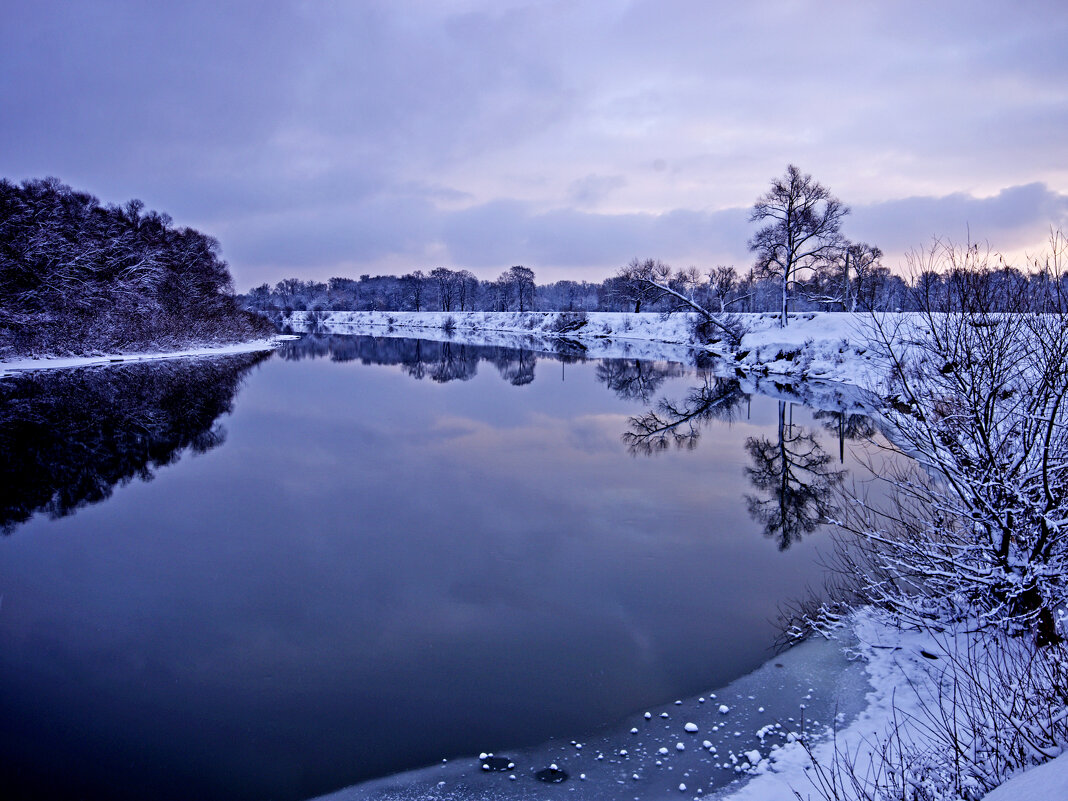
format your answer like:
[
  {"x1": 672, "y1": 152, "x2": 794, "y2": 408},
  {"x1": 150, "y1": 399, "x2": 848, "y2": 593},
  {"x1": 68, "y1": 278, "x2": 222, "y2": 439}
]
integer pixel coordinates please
[{"x1": 748, "y1": 165, "x2": 849, "y2": 327}]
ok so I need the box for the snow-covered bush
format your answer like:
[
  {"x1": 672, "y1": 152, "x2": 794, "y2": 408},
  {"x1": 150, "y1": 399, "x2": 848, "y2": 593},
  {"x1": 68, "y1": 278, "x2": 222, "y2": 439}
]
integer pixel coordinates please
[
  {"x1": 807, "y1": 235, "x2": 1068, "y2": 800},
  {"x1": 803, "y1": 616, "x2": 1068, "y2": 801},
  {"x1": 850, "y1": 258, "x2": 1068, "y2": 642}
]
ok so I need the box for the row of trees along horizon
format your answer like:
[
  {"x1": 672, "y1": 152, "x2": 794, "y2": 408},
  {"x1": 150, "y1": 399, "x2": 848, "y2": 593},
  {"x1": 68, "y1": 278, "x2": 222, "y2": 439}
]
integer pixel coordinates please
[{"x1": 241, "y1": 165, "x2": 1063, "y2": 324}]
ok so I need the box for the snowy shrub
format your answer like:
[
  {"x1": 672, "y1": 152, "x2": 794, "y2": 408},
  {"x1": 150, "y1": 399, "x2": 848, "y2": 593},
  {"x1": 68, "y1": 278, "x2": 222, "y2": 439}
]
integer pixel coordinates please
[
  {"x1": 549, "y1": 311, "x2": 588, "y2": 334},
  {"x1": 805, "y1": 235, "x2": 1068, "y2": 800},
  {"x1": 803, "y1": 617, "x2": 1068, "y2": 801}
]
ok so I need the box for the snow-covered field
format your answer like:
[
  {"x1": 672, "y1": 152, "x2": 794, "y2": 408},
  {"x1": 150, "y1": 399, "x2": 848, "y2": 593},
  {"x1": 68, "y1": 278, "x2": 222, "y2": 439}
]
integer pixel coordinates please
[{"x1": 0, "y1": 336, "x2": 295, "y2": 377}]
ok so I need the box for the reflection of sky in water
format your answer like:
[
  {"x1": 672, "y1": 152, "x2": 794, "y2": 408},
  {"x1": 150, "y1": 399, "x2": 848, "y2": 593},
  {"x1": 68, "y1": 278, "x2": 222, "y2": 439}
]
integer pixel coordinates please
[{"x1": 0, "y1": 342, "x2": 880, "y2": 801}]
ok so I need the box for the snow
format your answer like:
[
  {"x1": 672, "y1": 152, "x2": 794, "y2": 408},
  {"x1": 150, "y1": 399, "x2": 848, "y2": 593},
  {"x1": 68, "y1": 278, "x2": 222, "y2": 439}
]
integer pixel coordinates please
[
  {"x1": 0, "y1": 336, "x2": 292, "y2": 377},
  {"x1": 714, "y1": 608, "x2": 1010, "y2": 801}
]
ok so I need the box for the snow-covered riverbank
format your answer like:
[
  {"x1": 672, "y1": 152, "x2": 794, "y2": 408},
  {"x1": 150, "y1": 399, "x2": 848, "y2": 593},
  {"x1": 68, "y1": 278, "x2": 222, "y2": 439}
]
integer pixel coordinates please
[
  {"x1": 0, "y1": 336, "x2": 295, "y2": 377},
  {"x1": 283, "y1": 310, "x2": 899, "y2": 393}
]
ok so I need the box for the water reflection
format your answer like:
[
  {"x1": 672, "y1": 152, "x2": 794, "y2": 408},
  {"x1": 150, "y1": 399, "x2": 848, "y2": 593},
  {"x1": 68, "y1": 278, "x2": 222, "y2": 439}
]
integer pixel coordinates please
[
  {"x1": 286, "y1": 334, "x2": 867, "y2": 552},
  {"x1": 279, "y1": 333, "x2": 549, "y2": 385},
  {"x1": 0, "y1": 352, "x2": 269, "y2": 534},
  {"x1": 621, "y1": 374, "x2": 856, "y2": 549},
  {"x1": 594, "y1": 358, "x2": 685, "y2": 403},
  {"x1": 813, "y1": 409, "x2": 879, "y2": 463},
  {"x1": 744, "y1": 402, "x2": 845, "y2": 550},
  {"x1": 622, "y1": 372, "x2": 746, "y2": 454}
]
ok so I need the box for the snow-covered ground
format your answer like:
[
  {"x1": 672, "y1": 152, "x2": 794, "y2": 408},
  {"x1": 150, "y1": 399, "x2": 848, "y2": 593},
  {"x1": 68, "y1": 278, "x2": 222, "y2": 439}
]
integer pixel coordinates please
[
  {"x1": 283, "y1": 310, "x2": 904, "y2": 393},
  {"x1": 0, "y1": 336, "x2": 295, "y2": 377},
  {"x1": 983, "y1": 751, "x2": 1068, "y2": 800}
]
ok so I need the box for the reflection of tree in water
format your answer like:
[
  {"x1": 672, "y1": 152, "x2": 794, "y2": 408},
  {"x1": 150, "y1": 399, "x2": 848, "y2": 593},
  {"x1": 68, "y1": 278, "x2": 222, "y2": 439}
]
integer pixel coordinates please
[
  {"x1": 279, "y1": 334, "x2": 542, "y2": 385},
  {"x1": 0, "y1": 353, "x2": 268, "y2": 534},
  {"x1": 622, "y1": 373, "x2": 746, "y2": 455},
  {"x1": 622, "y1": 373, "x2": 851, "y2": 550},
  {"x1": 595, "y1": 359, "x2": 685, "y2": 403},
  {"x1": 425, "y1": 342, "x2": 481, "y2": 383},
  {"x1": 744, "y1": 402, "x2": 845, "y2": 550},
  {"x1": 811, "y1": 408, "x2": 878, "y2": 462},
  {"x1": 492, "y1": 347, "x2": 536, "y2": 386}
]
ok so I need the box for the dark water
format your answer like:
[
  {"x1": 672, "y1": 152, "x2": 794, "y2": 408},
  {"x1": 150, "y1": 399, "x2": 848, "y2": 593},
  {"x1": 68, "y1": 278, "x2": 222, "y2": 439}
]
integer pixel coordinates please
[{"x1": 0, "y1": 335, "x2": 876, "y2": 801}]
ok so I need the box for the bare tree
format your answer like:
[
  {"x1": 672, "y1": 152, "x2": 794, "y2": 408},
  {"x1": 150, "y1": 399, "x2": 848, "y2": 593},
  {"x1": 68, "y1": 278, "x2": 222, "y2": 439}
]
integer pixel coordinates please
[
  {"x1": 401, "y1": 270, "x2": 426, "y2": 311},
  {"x1": 617, "y1": 258, "x2": 744, "y2": 345},
  {"x1": 495, "y1": 265, "x2": 536, "y2": 311},
  {"x1": 707, "y1": 264, "x2": 741, "y2": 313},
  {"x1": 430, "y1": 267, "x2": 457, "y2": 311},
  {"x1": 748, "y1": 165, "x2": 849, "y2": 327}
]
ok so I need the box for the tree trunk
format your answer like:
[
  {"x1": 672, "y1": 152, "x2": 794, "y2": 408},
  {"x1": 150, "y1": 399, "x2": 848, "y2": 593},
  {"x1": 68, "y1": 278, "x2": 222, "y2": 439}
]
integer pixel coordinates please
[{"x1": 781, "y1": 272, "x2": 789, "y2": 328}]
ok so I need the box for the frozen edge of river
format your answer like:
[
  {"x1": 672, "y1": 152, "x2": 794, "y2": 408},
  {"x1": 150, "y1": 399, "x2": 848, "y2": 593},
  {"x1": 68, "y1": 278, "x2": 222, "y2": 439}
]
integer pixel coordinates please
[
  {"x1": 310, "y1": 630, "x2": 870, "y2": 801},
  {"x1": 0, "y1": 335, "x2": 297, "y2": 377},
  {"x1": 311, "y1": 609, "x2": 961, "y2": 801}
]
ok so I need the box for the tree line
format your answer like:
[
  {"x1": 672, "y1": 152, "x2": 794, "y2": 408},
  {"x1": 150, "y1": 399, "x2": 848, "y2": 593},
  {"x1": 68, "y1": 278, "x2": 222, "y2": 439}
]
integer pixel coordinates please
[
  {"x1": 244, "y1": 166, "x2": 1063, "y2": 323},
  {"x1": 0, "y1": 177, "x2": 273, "y2": 357}
]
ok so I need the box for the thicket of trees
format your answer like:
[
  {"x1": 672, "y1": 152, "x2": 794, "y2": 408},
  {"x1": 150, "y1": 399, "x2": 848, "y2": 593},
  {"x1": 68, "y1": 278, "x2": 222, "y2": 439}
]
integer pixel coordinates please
[{"x1": 0, "y1": 177, "x2": 273, "y2": 357}]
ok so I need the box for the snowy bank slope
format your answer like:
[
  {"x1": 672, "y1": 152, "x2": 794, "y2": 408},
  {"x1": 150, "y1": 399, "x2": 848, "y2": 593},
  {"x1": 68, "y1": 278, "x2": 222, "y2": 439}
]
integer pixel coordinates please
[
  {"x1": 983, "y1": 752, "x2": 1068, "y2": 800},
  {"x1": 285, "y1": 310, "x2": 901, "y2": 391},
  {"x1": 0, "y1": 337, "x2": 291, "y2": 377}
]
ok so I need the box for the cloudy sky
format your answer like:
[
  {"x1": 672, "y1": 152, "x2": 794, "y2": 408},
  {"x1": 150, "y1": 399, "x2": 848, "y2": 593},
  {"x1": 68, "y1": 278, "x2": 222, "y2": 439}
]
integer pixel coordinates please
[{"x1": 3, "y1": 0, "x2": 1067, "y2": 289}]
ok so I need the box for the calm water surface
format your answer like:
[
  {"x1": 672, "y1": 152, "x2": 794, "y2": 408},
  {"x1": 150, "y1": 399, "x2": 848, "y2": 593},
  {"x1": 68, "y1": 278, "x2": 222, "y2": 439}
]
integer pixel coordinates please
[{"x1": 0, "y1": 335, "x2": 875, "y2": 801}]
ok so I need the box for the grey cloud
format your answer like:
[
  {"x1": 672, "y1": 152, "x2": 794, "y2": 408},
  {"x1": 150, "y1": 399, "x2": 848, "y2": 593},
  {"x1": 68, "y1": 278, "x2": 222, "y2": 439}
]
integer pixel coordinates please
[
  {"x1": 850, "y1": 184, "x2": 1068, "y2": 255},
  {"x1": 568, "y1": 174, "x2": 628, "y2": 207},
  {"x1": 3, "y1": 1, "x2": 1067, "y2": 289},
  {"x1": 228, "y1": 184, "x2": 1068, "y2": 288}
]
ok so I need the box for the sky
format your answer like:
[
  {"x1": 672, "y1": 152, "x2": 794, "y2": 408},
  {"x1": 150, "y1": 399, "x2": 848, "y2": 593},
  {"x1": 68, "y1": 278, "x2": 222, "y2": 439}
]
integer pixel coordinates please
[{"x1": 2, "y1": 0, "x2": 1067, "y2": 290}]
